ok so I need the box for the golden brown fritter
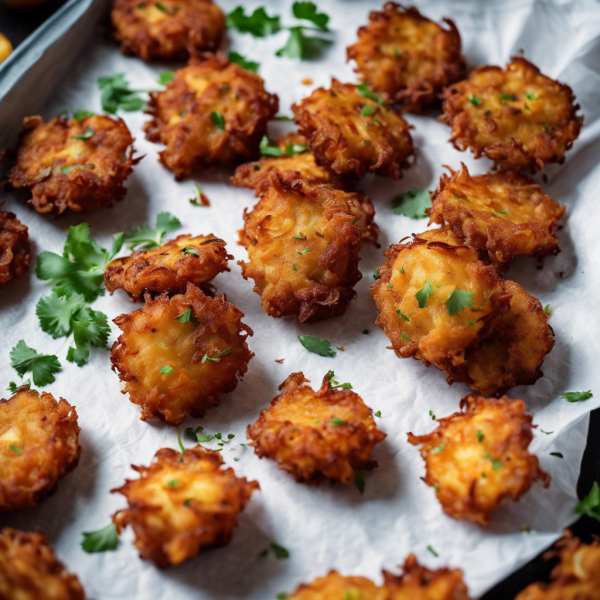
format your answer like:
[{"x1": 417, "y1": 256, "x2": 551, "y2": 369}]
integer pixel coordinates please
[
  {"x1": 0, "y1": 528, "x2": 85, "y2": 600},
  {"x1": 347, "y1": 3, "x2": 466, "y2": 112},
  {"x1": 105, "y1": 234, "x2": 231, "y2": 300},
  {"x1": 7, "y1": 114, "x2": 137, "y2": 215},
  {"x1": 0, "y1": 210, "x2": 29, "y2": 287},
  {"x1": 446, "y1": 281, "x2": 554, "y2": 396},
  {"x1": 287, "y1": 570, "x2": 386, "y2": 600},
  {"x1": 144, "y1": 52, "x2": 279, "y2": 179},
  {"x1": 247, "y1": 372, "x2": 386, "y2": 485},
  {"x1": 112, "y1": 446, "x2": 258, "y2": 567},
  {"x1": 440, "y1": 57, "x2": 583, "y2": 171},
  {"x1": 111, "y1": 0, "x2": 225, "y2": 60},
  {"x1": 371, "y1": 235, "x2": 510, "y2": 374},
  {"x1": 0, "y1": 389, "x2": 80, "y2": 511},
  {"x1": 408, "y1": 394, "x2": 550, "y2": 526},
  {"x1": 430, "y1": 165, "x2": 565, "y2": 266},
  {"x1": 110, "y1": 283, "x2": 253, "y2": 425},
  {"x1": 239, "y1": 173, "x2": 364, "y2": 322},
  {"x1": 293, "y1": 79, "x2": 414, "y2": 179}
]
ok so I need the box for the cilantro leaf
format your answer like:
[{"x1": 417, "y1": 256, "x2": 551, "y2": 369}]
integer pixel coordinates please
[
  {"x1": 392, "y1": 189, "x2": 431, "y2": 219},
  {"x1": 158, "y1": 71, "x2": 175, "y2": 85},
  {"x1": 73, "y1": 109, "x2": 95, "y2": 121},
  {"x1": 575, "y1": 481, "x2": 600, "y2": 522},
  {"x1": 81, "y1": 523, "x2": 119, "y2": 553},
  {"x1": 276, "y1": 26, "x2": 332, "y2": 60},
  {"x1": 10, "y1": 340, "x2": 61, "y2": 387},
  {"x1": 226, "y1": 6, "x2": 281, "y2": 37},
  {"x1": 125, "y1": 212, "x2": 181, "y2": 250},
  {"x1": 185, "y1": 425, "x2": 213, "y2": 444},
  {"x1": 561, "y1": 390, "x2": 593, "y2": 403},
  {"x1": 98, "y1": 73, "x2": 146, "y2": 113},
  {"x1": 445, "y1": 288, "x2": 474, "y2": 315},
  {"x1": 298, "y1": 335, "x2": 336, "y2": 357},
  {"x1": 259, "y1": 135, "x2": 284, "y2": 157},
  {"x1": 415, "y1": 279, "x2": 434, "y2": 308},
  {"x1": 292, "y1": 1, "x2": 329, "y2": 31},
  {"x1": 229, "y1": 51, "x2": 259, "y2": 73},
  {"x1": 357, "y1": 82, "x2": 385, "y2": 106}
]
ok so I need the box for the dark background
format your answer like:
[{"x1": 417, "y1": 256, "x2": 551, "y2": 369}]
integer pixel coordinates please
[{"x1": 1, "y1": 2, "x2": 598, "y2": 597}]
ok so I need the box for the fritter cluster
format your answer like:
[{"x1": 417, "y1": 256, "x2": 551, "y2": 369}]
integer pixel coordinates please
[{"x1": 0, "y1": 210, "x2": 29, "y2": 287}]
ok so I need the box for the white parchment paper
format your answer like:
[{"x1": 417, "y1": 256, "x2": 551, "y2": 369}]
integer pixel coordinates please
[{"x1": 2, "y1": 0, "x2": 600, "y2": 597}]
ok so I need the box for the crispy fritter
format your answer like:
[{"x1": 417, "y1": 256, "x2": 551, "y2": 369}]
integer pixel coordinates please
[
  {"x1": 239, "y1": 173, "x2": 364, "y2": 322},
  {"x1": 0, "y1": 210, "x2": 29, "y2": 287},
  {"x1": 287, "y1": 570, "x2": 386, "y2": 600},
  {"x1": 0, "y1": 389, "x2": 80, "y2": 511},
  {"x1": 293, "y1": 79, "x2": 414, "y2": 179},
  {"x1": 0, "y1": 528, "x2": 85, "y2": 600},
  {"x1": 112, "y1": 446, "x2": 258, "y2": 567},
  {"x1": 110, "y1": 283, "x2": 253, "y2": 425},
  {"x1": 111, "y1": 0, "x2": 225, "y2": 60},
  {"x1": 430, "y1": 165, "x2": 565, "y2": 265},
  {"x1": 144, "y1": 52, "x2": 279, "y2": 179},
  {"x1": 371, "y1": 235, "x2": 510, "y2": 373},
  {"x1": 247, "y1": 372, "x2": 386, "y2": 484},
  {"x1": 105, "y1": 234, "x2": 231, "y2": 300},
  {"x1": 408, "y1": 394, "x2": 550, "y2": 526},
  {"x1": 347, "y1": 3, "x2": 466, "y2": 112},
  {"x1": 7, "y1": 115, "x2": 137, "y2": 214},
  {"x1": 440, "y1": 57, "x2": 583, "y2": 171}
]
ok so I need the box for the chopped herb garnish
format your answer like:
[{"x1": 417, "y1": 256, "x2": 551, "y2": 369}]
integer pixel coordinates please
[
  {"x1": 525, "y1": 92, "x2": 536, "y2": 100},
  {"x1": 259, "y1": 135, "x2": 284, "y2": 157},
  {"x1": 400, "y1": 332, "x2": 410, "y2": 342},
  {"x1": 396, "y1": 309, "x2": 410, "y2": 322},
  {"x1": 415, "y1": 279, "x2": 434, "y2": 308},
  {"x1": 10, "y1": 341, "x2": 61, "y2": 387},
  {"x1": 73, "y1": 127, "x2": 94, "y2": 140},
  {"x1": 168, "y1": 479, "x2": 179, "y2": 488},
  {"x1": 274, "y1": 115, "x2": 293, "y2": 121},
  {"x1": 158, "y1": 71, "x2": 175, "y2": 85},
  {"x1": 185, "y1": 426, "x2": 213, "y2": 444},
  {"x1": 190, "y1": 183, "x2": 210, "y2": 207},
  {"x1": 575, "y1": 481, "x2": 600, "y2": 522},
  {"x1": 483, "y1": 452, "x2": 502, "y2": 470},
  {"x1": 538, "y1": 122, "x2": 549, "y2": 131},
  {"x1": 392, "y1": 189, "x2": 431, "y2": 219},
  {"x1": 211, "y1": 111, "x2": 225, "y2": 131},
  {"x1": 292, "y1": 1, "x2": 329, "y2": 30},
  {"x1": 476, "y1": 430, "x2": 485, "y2": 443},
  {"x1": 363, "y1": 329, "x2": 369, "y2": 335},
  {"x1": 544, "y1": 304, "x2": 551, "y2": 315},
  {"x1": 177, "y1": 308, "x2": 197, "y2": 324},
  {"x1": 429, "y1": 410, "x2": 436, "y2": 420},
  {"x1": 226, "y1": 6, "x2": 281, "y2": 37},
  {"x1": 354, "y1": 471, "x2": 365, "y2": 495},
  {"x1": 73, "y1": 109, "x2": 95, "y2": 120},
  {"x1": 373, "y1": 273, "x2": 381, "y2": 280},
  {"x1": 298, "y1": 335, "x2": 336, "y2": 357},
  {"x1": 7, "y1": 380, "x2": 34, "y2": 394},
  {"x1": 81, "y1": 523, "x2": 119, "y2": 553},
  {"x1": 561, "y1": 390, "x2": 593, "y2": 403},
  {"x1": 469, "y1": 95, "x2": 482, "y2": 106},
  {"x1": 550, "y1": 452, "x2": 564, "y2": 458},
  {"x1": 492, "y1": 208, "x2": 510, "y2": 216},
  {"x1": 467, "y1": 320, "x2": 476, "y2": 326},
  {"x1": 499, "y1": 93, "x2": 516, "y2": 102},
  {"x1": 426, "y1": 545, "x2": 439, "y2": 557},
  {"x1": 61, "y1": 164, "x2": 95, "y2": 175},
  {"x1": 297, "y1": 249, "x2": 312, "y2": 256},
  {"x1": 327, "y1": 370, "x2": 353, "y2": 390},
  {"x1": 229, "y1": 51, "x2": 259, "y2": 73},
  {"x1": 431, "y1": 443, "x2": 445, "y2": 454},
  {"x1": 351, "y1": 216, "x2": 360, "y2": 225},
  {"x1": 160, "y1": 365, "x2": 175, "y2": 374},
  {"x1": 98, "y1": 73, "x2": 146, "y2": 113},
  {"x1": 393, "y1": 48, "x2": 403, "y2": 58},
  {"x1": 182, "y1": 246, "x2": 200, "y2": 257},
  {"x1": 285, "y1": 143, "x2": 308, "y2": 156},
  {"x1": 292, "y1": 264, "x2": 297, "y2": 271},
  {"x1": 361, "y1": 105, "x2": 376, "y2": 117},
  {"x1": 374, "y1": 410, "x2": 381, "y2": 417},
  {"x1": 445, "y1": 288, "x2": 474, "y2": 315},
  {"x1": 331, "y1": 417, "x2": 347, "y2": 426},
  {"x1": 201, "y1": 348, "x2": 232, "y2": 363},
  {"x1": 541, "y1": 429, "x2": 554, "y2": 435},
  {"x1": 433, "y1": 482, "x2": 440, "y2": 493},
  {"x1": 125, "y1": 212, "x2": 181, "y2": 250},
  {"x1": 270, "y1": 543, "x2": 290, "y2": 559},
  {"x1": 10, "y1": 444, "x2": 23, "y2": 455},
  {"x1": 357, "y1": 82, "x2": 385, "y2": 105}
]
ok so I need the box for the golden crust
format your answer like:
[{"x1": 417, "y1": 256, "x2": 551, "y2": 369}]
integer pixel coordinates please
[
  {"x1": 440, "y1": 57, "x2": 583, "y2": 171},
  {"x1": 144, "y1": 52, "x2": 279, "y2": 179},
  {"x1": 7, "y1": 115, "x2": 137, "y2": 214},
  {"x1": 105, "y1": 234, "x2": 231, "y2": 300},
  {"x1": 408, "y1": 394, "x2": 550, "y2": 526},
  {"x1": 0, "y1": 528, "x2": 85, "y2": 600},
  {"x1": 111, "y1": 0, "x2": 225, "y2": 60},
  {"x1": 293, "y1": 79, "x2": 414, "y2": 179},
  {"x1": 0, "y1": 210, "x2": 29, "y2": 287},
  {"x1": 112, "y1": 446, "x2": 258, "y2": 567},
  {"x1": 110, "y1": 283, "x2": 253, "y2": 425},
  {"x1": 430, "y1": 164, "x2": 565, "y2": 265},
  {"x1": 239, "y1": 173, "x2": 364, "y2": 322},
  {"x1": 347, "y1": 3, "x2": 466, "y2": 112},
  {"x1": 248, "y1": 372, "x2": 386, "y2": 484},
  {"x1": 0, "y1": 390, "x2": 80, "y2": 511},
  {"x1": 288, "y1": 570, "x2": 386, "y2": 600}
]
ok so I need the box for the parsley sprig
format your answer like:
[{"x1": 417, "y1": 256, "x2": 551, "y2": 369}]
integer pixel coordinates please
[
  {"x1": 393, "y1": 189, "x2": 431, "y2": 219},
  {"x1": 98, "y1": 73, "x2": 147, "y2": 113},
  {"x1": 81, "y1": 523, "x2": 120, "y2": 553},
  {"x1": 10, "y1": 341, "x2": 61, "y2": 387}
]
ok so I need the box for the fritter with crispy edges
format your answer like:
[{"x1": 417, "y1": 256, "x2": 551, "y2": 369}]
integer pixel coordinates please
[
  {"x1": 111, "y1": 0, "x2": 225, "y2": 60},
  {"x1": 110, "y1": 283, "x2": 253, "y2": 425},
  {"x1": 248, "y1": 372, "x2": 385, "y2": 484},
  {"x1": 0, "y1": 528, "x2": 85, "y2": 600},
  {"x1": 144, "y1": 52, "x2": 278, "y2": 179},
  {"x1": 293, "y1": 79, "x2": 414, "y2": 179},
  {"x1": 287, "y1": 570, "x2": 386, "y2": 600},
  {"x1": 347, "y1": 3, "x2": 466, "y2": 112},
  {"x1": 408, "y1": 394, "x2": 550, "y2": 526},
  {"x1": 7, "y1": 114, "x2": 137, "y2": 214},
  {"x1": 0, "y1": 389, "x2": 80, "y2": 511},
  {"x1": 112, "y1": 446, "x2": 258, "y2": 567},
  {"x1": 0, "y1": 210, "x2": 29, "y2": 287},
  {"x1": 440, "y1": 57, "x2": 582, "y2": 170},
  {"x1": 105, "y1": 234, "x2": 231, "y2": 300}
]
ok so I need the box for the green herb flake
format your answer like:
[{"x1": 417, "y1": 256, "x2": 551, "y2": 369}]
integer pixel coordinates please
[
  {"x1": 431, "y1": 443, "x2": 445, "y2": 455},
  {"x1": 73, "y1": 109, "x2": 95, "y2": 120},
  {"x1": 211, "y1": 111, "x2": 225, "y2": 131},
  {"x1": 354, "y1": 471, "x2": 365, "y2": 495},
  {"x1": 270, "y1": 543, "x2": 290, "y2": 559},
  {"x1": 10, "y1": 341, "x2": 61, "y2": 387},
  {"x1": 499, "y1": 93, "x2": 516, "y2": 102},
  {"x1": 259, "y1": 135, "x2": 284, "y2": 157},
  {"x1": 392, "y1": 189, "x2": 431, "y2": 219},
  {"x1": 396, "y1": 309, "x2": 410, "y2": 321},
  {"x1": 525, "y1": 92, "x2": 536, "y2": 100},
  {"x1": 158, "y1": 71, "x2": 175, "y2": 85},
  {"x1": 544, "y1": 304, "x2": 551, "y2": 315},
  {"x1": 415, "y1": 279, "x2": 434, "y2": 308},
  {"x1": 400, "y1": 332, "x2": 410, "y2": 342},
  {"x1": 73, "y1": 127, "x2": 94, "y2": 140},
  {"x1": 160, "y1": 365, "x2": 175, "y2": 374},
  {"x1": 292, "y1": 1, "x2": 330, "y2": 31},
  {"x1": 298, "y1": 335, "x2": 336, "y2": 357},
  {"x1": 125, "y1": 212, "x2": 181, "y2": 251},
  {"x1": 10, "y1": 444, "x2": 23, "y2": 455},
  {"x1": 363, "y1": 329, "x2": 369, "y2": 335},
  {"x1": 433, "y1": 482, "x2": 440, "y2": 493},
  {"x1": 357, "y1": 82, "x2": 385, "y2": 105},
  {"x1": 98, "y1": 73, "x2": 146, "y2": 113},
  {"x1": 575, "y1": 481, "x2": 600, "y2": 522},
  {"x1": 373, "y1": 273, "x2": 381, "y2": 280},
  {"x1": 361, "y1": 104, "x2": 376, "y2": 117},
  {"x1": 561, "y1": 390, "x2": 593, "y2": 403},
  {"x1": 550, "y1": 452, "x2": 564, "y2": 458},
  {"x1": 201, "y1": 348, "x2": 232, "y2": 363},
  {"x1": 182, "y1": 246, "x2": 200, "y2": 257},
  {"x1": 426, "y1": 545, "x2": 439, "y2": 557},
  {"x1": 445, "y1": 288, "x2": 474, "y2": 315},
  {"x1": 297, "y1": 249, "x2": 312, "y2": 256},
  {"x1": 168, "y1": 478, "x2": 179, "y2": 488},
  {"x1": 81, "y1": 523, "x2": 119, "y2": 553},
  {"x1": 374, "y1": 410, "x2": 381, "y2": 417},
  {"x1": 541, "y1": 429, "x2": 554, "y2": 435},
  {"x1": 469, "y1": 95, "x2": 482, "y2": 106},
  {"x1": 292, "y1": 264, "x2": 297, "y2": 271},
  {"x1": 61, "y1": 164, "x2": 95, "y2": 175},
  {"x1": 476, "y1": 430, "x2": 485, "y2": 443},
  {"x1": 229, "y1": 51, "x2": 260, "y2": 73},
  {"x1": 429, "y1": 410, "x2": 436, "y2": 420},
  {"x1": 226, "y1": 6, "x2": 281, "y2": 37},
  {"x1": 331, "y1": 417, "x2": 347, "y2": 426},
  {"x1": 176, "y1": 307, "x2": 197, "y2": 324}
]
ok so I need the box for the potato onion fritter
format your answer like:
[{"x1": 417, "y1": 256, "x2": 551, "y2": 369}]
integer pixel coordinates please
[
  {"x1": 110, "y1": 283, "x2": 253, "y2": 425},
  {"x1": 105, "y1": 234, "x2": 231, "y2": 300},
  {"x1": 247, "y1": 372, "x2": 386, "y2": 484},
  {"x1": 347, "y1": 3, "x2": 466, "y2": 112},
  {"x1": 144, "y1": 52, "x2": 279, "y2": 179},
  {"x1": 112, "y1": 446, "x2": 258, "y2": 567},
  {"x1": 293, "y1": 79, "x2": 414, "y2": 179},
  {"x1": 287, "y1": 570, "x2": 386, "y2": 600},
  {"x1": 0, "y1": 528, "x2": 85, "y2": 600},
  {"x1": 440, "y1": 57, "x2": 583, "y2": 171},
  {"x1": 0, "y1": 210, "x2": 29, "y2": 288},
  {"x1": 0, "y1": 389, "x2": 80, "y2": 511},
  {"x1": 430, "y1": 165, "x2": 565, "y2": 267},
  {"x1": 408, "y1": 394, "x2": 550, "y2": 526},
  {"x1": 111, "y1": 0, "x2": 225, "y2": 60},
  {"x1": 7, "y1": 114, "x2": 137, "y2": 214}
]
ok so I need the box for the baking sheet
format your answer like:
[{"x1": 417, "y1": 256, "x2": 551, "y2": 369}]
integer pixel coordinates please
[{"x1": 1, "y1": 0, "x2": 600, "y2": 597}]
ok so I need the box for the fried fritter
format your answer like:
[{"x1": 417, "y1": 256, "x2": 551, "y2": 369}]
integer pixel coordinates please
[
  {"x1": 112, "y1": 446, "x2": 258, "y2": 567},
  {"x1": 144, "y1": 52, "x2": 279, "y2": 179},
  {"x1": 0, "y1": 528, "x2": 85, "y2": 600},
  {"x1": 247, "y1": 372, "x2": 385, "y2": 484},
  {"x1": 440, "y1": 57, "x2": 583, "y2": 171},
  {"x1": 239, "y1": 173, "x2": 364, "y2": 322},
  {"x1": 110, "y1": 283, "x2": 253, "y2": 425},
  {"x1": 287, "y1": 570, "x2": 386, "y2": 600},
  {"x1": 105, "y1": 234, "x2": 231, "y2": 300},
  {"x1": 408, "y1": 394, "x2": 550, "y2": 526},
  {"x1": 0, "y1": 389, "x2": 80, "y2": 511},
  {"x1": 111, "y1": 0, "x2": 225, "y2": 60},
  {"x1": 347, "y1": 3, "x2": 466, "y2": 112},
  {"x1": 293, "y1": 79, "x2": 414, "y2": 179},
  {"x1": 370, "y1": 235, "x2": 510, "y2": 373},
  {"x1": 430, "y1": 165, "x2": 565, "y2": 266},
  {"x1": 7, "y1": 114, "x2": 137, "y2": 214},
  {"x1": 0, "y1": 210, "x2": 29, "y2": 287}
]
